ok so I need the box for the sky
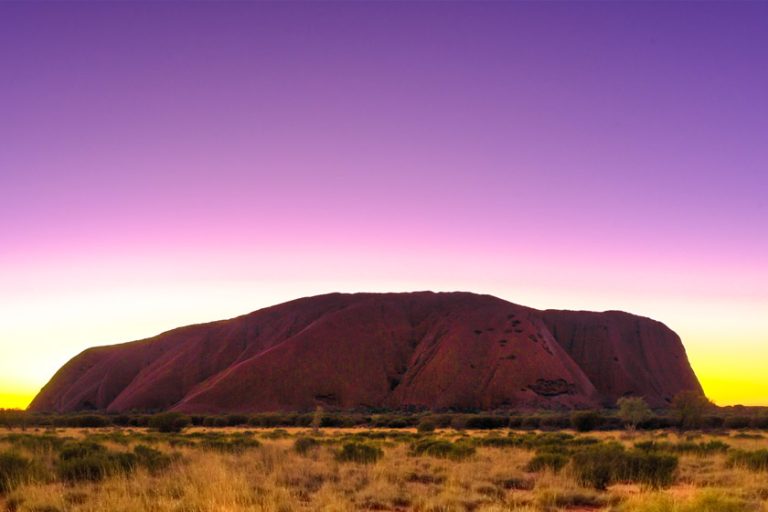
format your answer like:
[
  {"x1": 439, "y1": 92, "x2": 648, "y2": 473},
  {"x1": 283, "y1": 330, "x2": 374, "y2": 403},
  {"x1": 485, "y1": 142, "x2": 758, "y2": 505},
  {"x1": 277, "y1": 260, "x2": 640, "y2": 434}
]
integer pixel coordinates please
[{"x1": 1, "y1": 1, "x2": 766, "y2": 410}]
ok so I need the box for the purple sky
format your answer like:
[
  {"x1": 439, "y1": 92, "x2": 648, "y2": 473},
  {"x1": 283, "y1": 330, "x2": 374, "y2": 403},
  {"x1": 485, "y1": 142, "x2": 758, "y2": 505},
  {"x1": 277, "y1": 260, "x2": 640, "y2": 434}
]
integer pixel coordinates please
[{"x1": 1, "y1": 1, "x2": 767, "y2": 407}]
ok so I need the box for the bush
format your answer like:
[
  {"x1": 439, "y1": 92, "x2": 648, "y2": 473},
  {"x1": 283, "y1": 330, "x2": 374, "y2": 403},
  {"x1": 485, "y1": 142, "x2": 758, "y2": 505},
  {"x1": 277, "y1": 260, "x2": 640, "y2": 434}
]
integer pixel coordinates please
[
  {"x1": 449, "y1": 415, "x2": 468, "y2": 431},
  {"x1": 538, "y1": 414, "x2": 571, "y2": 430},
  {"x1": 59, "y1": 441, "x2": 107, "y2": 461},
  {"x1": 57, "y1": 451, "x2": 137, "y2": 482},
  {"x1": 58, "y1": 454, "x2": 111, "y2": 482},
  {"x1": 520, "y1": 416, "x2": 541, "y2": 430},
  {"x1": 571, "y1": 411, "x2": 601, "y2": 432},
  {"x1": 464, "y1": 415, "x2": 508, "y2": 430},
  {"x1": 56, "y1": 440, "x2": 142, "y2": 482},
  {"x1": 572, "y1": 443, "x2": 678, "y2": 490},
  {"x1": 67, "y1": 415, "x2": 110, "y2": 428},
  {"x1": 672, "y1": 391, "x2": 713, "y2": 431},
  {"x1": 387, "y1": 418, "x2": 409, "y2": 429},
  {"x1": 477, "y1": 435, "x2": 517, "y2": 448},
  {"x1": 148, "y1": 413, "x2": 190, "y2": 433},
  {"x1": 336, "y1": 442, "x2": 383, "y2": 464},
  {"x1": 723, "y1": 416, "x2": 751, "y2": 429},
  {"x1": 525, "y1": 452, "x2": 568, "y2": 473},
  {"x1": 410, "y1": 439, "x2": 475, "y2": 460},
  {"x1": 225, "y1": 415, "x2": 250, "y2": 427},
  {"x1": 416, "y1": 419, "x2": 437, "y2": 433},
  {"x1": 621, "y1": 451, "x2": 678, "y2": 489},
  {"x1": 617, "y1": 397, "x2": 653, "y2": 430},
  {"x1": 635, "y1": 439, "x2": 729, "y2": 457},
  {"x1": 293, "y1": 437, "x2": 320, "y2": 455},
  {"x1": 750, "y1": 415, "x2": 768, "y2": 430},
  {"x1": 572, "y1": 443, "x2": 627, "y2": 490},
  {"x1": 0, "y1": 451, "x2": 31, "y2": 493}
]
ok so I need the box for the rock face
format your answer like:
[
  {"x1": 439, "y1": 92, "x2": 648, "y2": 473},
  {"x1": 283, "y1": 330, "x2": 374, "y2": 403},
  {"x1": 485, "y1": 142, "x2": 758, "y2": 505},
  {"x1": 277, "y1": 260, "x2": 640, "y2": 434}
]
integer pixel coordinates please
[{"x1": 29, "y1": 292, "x2": 702, "y2": 413}]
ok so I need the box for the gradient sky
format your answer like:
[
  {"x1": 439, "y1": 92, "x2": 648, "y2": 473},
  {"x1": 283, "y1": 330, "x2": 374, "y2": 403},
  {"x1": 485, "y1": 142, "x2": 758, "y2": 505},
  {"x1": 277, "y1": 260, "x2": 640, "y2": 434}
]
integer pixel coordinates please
[{"x1": 1, "y1": 2, "x2": 766, "y2": 410}]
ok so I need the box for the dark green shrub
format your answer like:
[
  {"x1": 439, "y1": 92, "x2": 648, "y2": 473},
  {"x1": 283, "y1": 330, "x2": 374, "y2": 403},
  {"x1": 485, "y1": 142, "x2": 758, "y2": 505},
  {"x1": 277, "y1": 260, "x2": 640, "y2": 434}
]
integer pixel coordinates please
[
  {"x1": 449, "y1": 415, "x2": 469, "y2": 431},
  {"x1": 635, "y1": 439, "x2": 728, "y2": 457},
  {"x1": 621, "y1": 451, "x2": 678, "y2": 489},
  {"x1": 59, "y1": 441, "x2": 107, "y2": 461},
  {"x1": 148, "y1": 413, "x2": 190, "y2": 433},
  {"x1": 570, "y1": 411, "x2": 601, "y2": 432},
  {"x1": 477, "y1": 435, "x2": 517, "y2": 448},
  {"x1": 525, "y1": 452, "x2": 568, "y2": 473},
  {"x1": 202, "y1": 416, "x2": 229, "y2": 428},
  {"x1": 520, "y1": 416, "x2": 541, "y2": 430},
  {"x1": 57, "y1": 454, "x2": 110, "y2": 482},
  {"x1": 572, "y1": 444, "x2": 678, "y2": 490},
  {"x1": 387, "y1": 418, "x2": 409, "y2": 429},
  {"x1": 225, "y1": 415, "x2": 250, "y2": 427},
  {"x1": 464, "y1": 415, "x2": 508, "y2": 430},
  {"x1": 249, "y1": 413, "x2": 291, "y2": 427},
  {"x1": 0, "y1": 451, "x2": 31, "y2": 493},
  {"x1": 109, "y1": 452, "x2": 139, "y2": 473},
  {"x1": 293, "y1": 437, "x2": 320, "y2": 455},
  {"x1": 411, "y1": 439, "x2": 475, "y2": 460},
  {"x1": 57, "y1": 451, "x2": 137, "y2": 483},
  {"x1": 750, "y1": 415, "x2": 768, "y2": 430},
  {"x1": 56, "y1": 440, "x2": 142, "y2": 482},
  {"x1": 67, "y1": 415, "x2": 109, "y2": 428},
  {"x1": 672, "y1": 391, "x2": 713, "y2": 431},
  {"x1": 416, "y1": 419, "x2": 437, "y2": 433},
  {"x1": 571, "y1": 443, "x2": 627, "y2": 490},
  {"x1": 723, "y1": 416, "x2": 751, "y2": 429},
  {"x1": 538, "y1": 414, "x2": 570, "y2": 430},
  {"x1": 201, "y1": 417, "x2": 216, "y2": 427},
  {"x1": 336, "y1": 442, "x2": 383, "y2": 464}
]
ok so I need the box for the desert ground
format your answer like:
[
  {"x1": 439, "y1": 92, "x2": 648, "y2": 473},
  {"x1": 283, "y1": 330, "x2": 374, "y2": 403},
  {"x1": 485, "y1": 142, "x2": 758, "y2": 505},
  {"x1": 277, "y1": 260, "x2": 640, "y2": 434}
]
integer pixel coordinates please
[{"x1": 2, "y1": 423, "x2": 768, "y2": 512}]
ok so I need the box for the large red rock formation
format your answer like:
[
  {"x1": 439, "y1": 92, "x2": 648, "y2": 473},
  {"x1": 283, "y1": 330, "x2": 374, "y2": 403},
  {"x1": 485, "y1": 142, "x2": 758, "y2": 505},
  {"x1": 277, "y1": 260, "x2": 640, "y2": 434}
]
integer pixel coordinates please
[{"x1": 28, "y1": 292, "x2": 702, "y2": 413}]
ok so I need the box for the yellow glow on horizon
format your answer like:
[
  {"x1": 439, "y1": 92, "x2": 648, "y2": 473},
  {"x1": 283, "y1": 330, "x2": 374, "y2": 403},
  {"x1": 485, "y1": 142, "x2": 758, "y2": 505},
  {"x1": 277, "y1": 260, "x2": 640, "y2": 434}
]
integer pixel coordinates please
[{"x1": 0, "y1": 389, "x2": 36, "y2": 410}]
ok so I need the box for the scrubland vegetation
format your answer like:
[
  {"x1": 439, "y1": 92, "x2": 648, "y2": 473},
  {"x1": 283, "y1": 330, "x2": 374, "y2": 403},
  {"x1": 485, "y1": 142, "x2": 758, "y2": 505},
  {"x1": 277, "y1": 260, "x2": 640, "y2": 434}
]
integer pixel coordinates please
[{"x1": 2, "y1": 408, "x2": 768, "y2": 511}]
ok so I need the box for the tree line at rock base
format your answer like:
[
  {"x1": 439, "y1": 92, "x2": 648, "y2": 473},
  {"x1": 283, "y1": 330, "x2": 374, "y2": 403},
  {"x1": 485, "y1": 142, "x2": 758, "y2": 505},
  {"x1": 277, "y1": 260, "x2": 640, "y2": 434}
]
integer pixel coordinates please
[{"x1": 2, "y1": 393, "x2": 767, "y2": 432}]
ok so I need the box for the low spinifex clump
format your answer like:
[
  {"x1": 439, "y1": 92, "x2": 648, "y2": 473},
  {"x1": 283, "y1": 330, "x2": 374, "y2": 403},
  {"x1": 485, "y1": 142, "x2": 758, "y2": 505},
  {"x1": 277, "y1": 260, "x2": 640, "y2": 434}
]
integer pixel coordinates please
[
  {"x1": 410, "y1": 438, "x2": 476, "y2": 461},
  {"x1": 200, "y1": 434, "x2": 261, "y2": 454},
  {"x1": 335, "y1": 442, "x2": 383, "y2": 464},
  {"x1": 635, "y1": 439, "x2": 730, "y2": 456},
  {"x1": 525, "y1": 451, "x2": 569, "y2": 473},
  {"x1": 57, "y1": 441, "x2": 135, "y2": 483},
  {"x1": 571, "y1": 443, "x2": 678, "y2": 490},
  {"x1": 261, "y1": 428, "x2": 291, "y2": 440},
  {"x1": 727, "y1": 449, "x2": 768, "y2": 472},
  {"x1": 2, "y1": 433, "x2": 69, "y2": 453},
  {"x1": 0, "y1": 451, "x2": 33, "y2": 493},
  {"x1": 56, "y1": 440, "x2": 178, "y2": 482},
  {"x1": 293, "y1": 436, "x2": 321, "y2": 456},
  {"x1": 133, "y1": 445, "x2": 175, "y2": 474}
]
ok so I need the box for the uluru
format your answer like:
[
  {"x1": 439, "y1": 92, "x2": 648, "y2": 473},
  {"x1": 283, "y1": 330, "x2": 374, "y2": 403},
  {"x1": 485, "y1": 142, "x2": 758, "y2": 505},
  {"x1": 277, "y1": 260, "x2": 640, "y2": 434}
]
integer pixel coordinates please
[{"x1": 29, "y1": 292, "x2": 702, "y2": 413}]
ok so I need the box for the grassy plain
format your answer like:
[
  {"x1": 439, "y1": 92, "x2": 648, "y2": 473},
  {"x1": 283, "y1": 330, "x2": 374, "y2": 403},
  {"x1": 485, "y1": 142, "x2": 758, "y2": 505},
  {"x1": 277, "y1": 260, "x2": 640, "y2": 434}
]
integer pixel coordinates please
[{"x1": 1, "y1": 426, "x2": 768, "y2": 512}]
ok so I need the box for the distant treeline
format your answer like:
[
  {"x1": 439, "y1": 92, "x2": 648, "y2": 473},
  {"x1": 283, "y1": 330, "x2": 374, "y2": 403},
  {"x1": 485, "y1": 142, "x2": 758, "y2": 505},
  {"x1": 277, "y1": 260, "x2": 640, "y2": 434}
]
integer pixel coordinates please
[{"x1": 2, "y1": 406, "x2": 768, "y2": 432}]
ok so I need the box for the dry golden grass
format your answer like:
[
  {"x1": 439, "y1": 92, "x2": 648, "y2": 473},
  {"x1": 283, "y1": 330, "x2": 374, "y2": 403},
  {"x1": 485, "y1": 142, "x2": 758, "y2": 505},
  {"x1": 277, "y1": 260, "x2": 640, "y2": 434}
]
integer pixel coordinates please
[{"x1": 1, "y1": 428, "x2": 767, "y2": 511}]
